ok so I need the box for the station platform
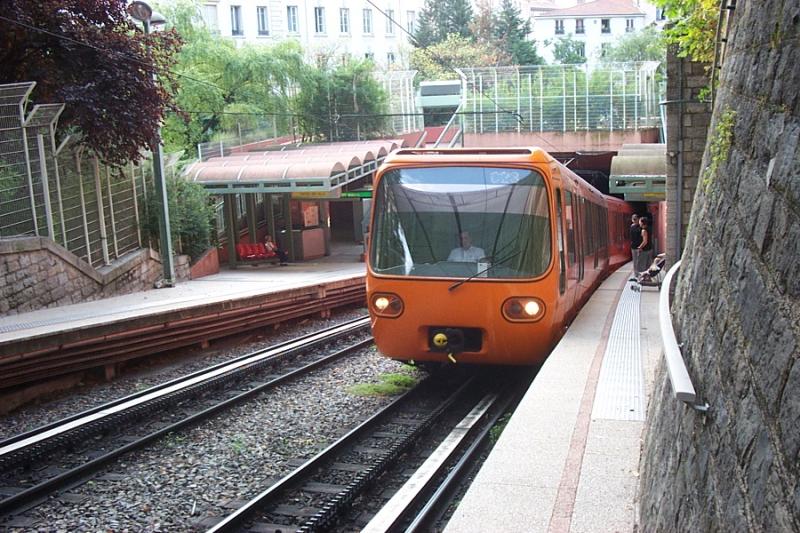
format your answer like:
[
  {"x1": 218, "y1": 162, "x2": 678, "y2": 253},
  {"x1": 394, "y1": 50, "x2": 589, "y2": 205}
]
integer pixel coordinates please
[
  {"x1": 445, "y1": 266, "x2": 659, "y2": 533},
  {"x1": 0, "y1": 247, "x2": 366, "y2": 394}
]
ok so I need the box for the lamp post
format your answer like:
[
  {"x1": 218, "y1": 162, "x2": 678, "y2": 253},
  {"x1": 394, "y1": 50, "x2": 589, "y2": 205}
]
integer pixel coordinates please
[{"x1": 128, "y1": 0, "x2": 175, "y2": 286}]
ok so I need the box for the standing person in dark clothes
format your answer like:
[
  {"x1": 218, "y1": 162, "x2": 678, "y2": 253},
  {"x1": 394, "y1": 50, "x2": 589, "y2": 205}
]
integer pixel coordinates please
[
  {"x1": 629, "y1": 214, "x2": 642, "y2": 280},
  {"x1": 636, "y1": 217, "x2": 653, "y2": 274}
]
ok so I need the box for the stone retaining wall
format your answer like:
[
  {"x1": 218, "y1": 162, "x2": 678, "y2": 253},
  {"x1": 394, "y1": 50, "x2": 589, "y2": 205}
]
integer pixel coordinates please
[
  {"x1": 0, "y1": 238, "x2": 187, "y2": 316},
  {"x1": 639, "y1": 2, "x2": 800, "y2": 530}
]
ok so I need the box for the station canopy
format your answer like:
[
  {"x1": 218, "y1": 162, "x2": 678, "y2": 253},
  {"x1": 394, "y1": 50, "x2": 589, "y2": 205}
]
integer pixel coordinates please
[{"x1": 184, "y1": 139, "x2": 404, "y2": 197}]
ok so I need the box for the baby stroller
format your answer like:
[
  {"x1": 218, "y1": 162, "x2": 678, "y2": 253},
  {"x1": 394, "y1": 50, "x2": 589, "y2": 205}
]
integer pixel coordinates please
[{"x1": 631, "y1": 253, "x2": 666, "y2": 292}]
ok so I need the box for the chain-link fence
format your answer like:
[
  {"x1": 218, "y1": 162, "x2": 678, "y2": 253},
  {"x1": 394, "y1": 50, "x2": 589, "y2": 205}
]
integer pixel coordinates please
[
  {"x1": 455, "y1": 62, "x2": 663, "y2": 134},
  {"x1": 0, "y1": 82, "x2": 149, "y2": 268}
]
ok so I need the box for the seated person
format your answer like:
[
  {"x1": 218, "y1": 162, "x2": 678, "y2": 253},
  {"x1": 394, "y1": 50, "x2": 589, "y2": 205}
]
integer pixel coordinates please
[
  {"x1": 264, "y1": 234, "x2": 289, "y2": 265},
  {"x1": 447, "y1": 231, "x2": 486, "y2": 262}
]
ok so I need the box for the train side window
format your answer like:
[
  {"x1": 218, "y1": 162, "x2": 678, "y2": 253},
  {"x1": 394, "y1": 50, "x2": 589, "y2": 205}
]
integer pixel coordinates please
[
  {"x1": 555, "y1": 188, "x2": 566, "y2": 295},
  {"x1": 564, "y1": 190, "x2": 576, "y2": 267},
  {"x1": 572, "y1": 192, "x2": 583, "y2": 281}
]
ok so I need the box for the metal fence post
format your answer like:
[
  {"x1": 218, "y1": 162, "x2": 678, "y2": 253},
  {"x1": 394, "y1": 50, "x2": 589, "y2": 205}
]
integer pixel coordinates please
[
  {"x1": 21, "y1": 131, "x2": 39, "y2": 235},
  {"x1": 76, "y1": 151, "x2": 92, "y2": 264},
  {"x1": 106, "y1": 166, "x2": 119, "y2": 258},
  {"x1": 36, "y1": 134, "x2": 55, "y2": 239},
  {"x1": 130, "y1": 162, "x2": 142, "y2": 247},
  {"x1": 50, "y1": 134, "x2": 67, "y2": 247},
  {"x1": 93, "y1": 156, "x2": 111, "y2": 265}
]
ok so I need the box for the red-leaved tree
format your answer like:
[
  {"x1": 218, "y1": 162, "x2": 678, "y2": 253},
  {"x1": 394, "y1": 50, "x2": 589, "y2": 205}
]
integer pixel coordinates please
[{"x1": 0, "y1": 0, "x2": 181, "y2": 164}]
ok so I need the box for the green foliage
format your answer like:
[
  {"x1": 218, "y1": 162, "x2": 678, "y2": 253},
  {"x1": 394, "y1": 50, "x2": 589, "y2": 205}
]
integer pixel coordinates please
[
  {"x1": 293, "y1": 59, "x2": 389, "y2": 142},
  {"x1": 601, "y1": 26, "x2": 666, "y2": 63},
  {"x1": 348, "y1": 372, "x2": 418, "y2": 396},
  {"x1": 493, "y1": 0, "x2": 543, "y2": 66},
  {"x1": 411, "y1": 34, "x2": 507, "y2": 81},
  {"x1": 158, "y1": 0, "x2": 305, "y2": 155},
  {"x1": 143, "y1": 172, "x2": 214, "y2": 261},
  {"x1": 414, "y1": 0, "x2": 474, "y2": 47},
  {"x1": 702, "y1": 107, "x2": 736, "y2": 190},
  {"x1": 652, "y1": 0, "x2": 717, "y2": 62},
  {"x1": 551, "y1": 35, "x2": 587, "y2": 65},
  {"x1": 489, "y1": 413, "x2": 511, "y2": 443}
]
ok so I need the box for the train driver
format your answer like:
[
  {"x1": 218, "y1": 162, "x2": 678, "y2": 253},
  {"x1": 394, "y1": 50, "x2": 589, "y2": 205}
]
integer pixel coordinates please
[{"x1": 447, "y1": 231, "x2": 486, "y2": 262}]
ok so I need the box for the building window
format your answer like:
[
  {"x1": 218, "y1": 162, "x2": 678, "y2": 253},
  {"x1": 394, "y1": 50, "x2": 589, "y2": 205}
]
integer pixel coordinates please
[
  {"x1": 578, "y1": 42, "x2": 586, "y2": 58},
  {"x1": 656, "y1": 8, "x2": 667, "y2": 21},
  {"x1": 363, "y1": 8, "x2": 373, "y2": 34},
  {"x1": 601, "y1": 18, "x2": 611, "y2": 33},
  {"x1": 287, "y1": 5, "x2": 298, "y2": 33},
  {"x1": 314, "y1": 6, "x2": 325, "y2": 33},
  {"x1": 600, "y1": 43, "x2": 610, "y2": 58},
  {"x1": 202, "y1": 4, "x2": 219, "y2": 33},
  {"x1": 387, "y1": 51, "x2": 395, "y2": 64},
  {"x1": 365, "y1": 52, "x2": 374, "y2": 60},
  {"x1": 257, "y1": 6, "x2": 269, "y2": 35},
  {"x1": 385, "y1": 9, "x2": 395, "y2": 34},
  {"x1": 340, "y1": 8, "x2": 350, "y2": 33},
  {"x1": 626, "y1": 18, "x2": 635, "y2": 32},
  {"x1": 555, "y1": 20, "x2": 564, "y2": 34},
  {"x1": 230, "y1": 5, "x2": 243, "y2": 36},
  {"x1": 575, "y1": 19, "x2": 584, "y2": 34},
  {"x1": 406, "y1": 10, "x2": 416, "y2": 33}
]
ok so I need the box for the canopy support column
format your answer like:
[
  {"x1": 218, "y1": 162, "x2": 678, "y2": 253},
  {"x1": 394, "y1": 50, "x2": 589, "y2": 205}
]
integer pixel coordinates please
[
  {"x1": 224, "y1": 194, "x2": 238, "y2": 268},
  {"x1": 283, "y1": 193, "x2": 295, "y2": 261}
]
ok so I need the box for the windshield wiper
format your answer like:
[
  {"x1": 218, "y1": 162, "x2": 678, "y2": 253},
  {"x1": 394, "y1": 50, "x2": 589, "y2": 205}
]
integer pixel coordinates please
[{"x1": 448, "y1": 249, "x2": 522, "y2": 292}]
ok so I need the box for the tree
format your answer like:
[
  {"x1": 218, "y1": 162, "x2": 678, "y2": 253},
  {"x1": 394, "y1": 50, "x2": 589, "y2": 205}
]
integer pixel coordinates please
[
  {"x1": 293, "y1": 59, "x2": 389, "y2": 142},
  {"x1": 0, "y1": 0, "x2": 181, "y2": 165},
  {"x1": 493, "y1": 0, "x2": 543, "y2": 66},
  {"x1": 410, "y1": 34, "x2": 509, "y2": 81},
  {"x1": 413, "y1": 0, "x2": 473, "y2": 47},
  {"x1": 601, "y1": 26, "x2": 666, "y2": 63},
  {"x1": 158, "y1": 1, "x2": 305, "y2": 155},
  {"x1": 651, "y1": 0, "x2": 716, "y2": 62},
  {"x1": 551, "y1": 35, "x2": 587, "y2": 65}
]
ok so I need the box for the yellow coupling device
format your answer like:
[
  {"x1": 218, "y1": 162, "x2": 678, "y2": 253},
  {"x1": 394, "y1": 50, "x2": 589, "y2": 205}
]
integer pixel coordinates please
[{"x1": 432, "y1": 332, "x2": 449, "y2": 348}]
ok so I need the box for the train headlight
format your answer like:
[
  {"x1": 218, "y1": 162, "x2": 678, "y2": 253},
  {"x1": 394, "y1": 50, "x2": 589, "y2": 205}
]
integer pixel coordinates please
[
  {"x1": 502, "y1": 297, "x2": 545, "y2": 322},
  {"x1": 371, "y1": 292, "x2": 404, "y2": 318}
]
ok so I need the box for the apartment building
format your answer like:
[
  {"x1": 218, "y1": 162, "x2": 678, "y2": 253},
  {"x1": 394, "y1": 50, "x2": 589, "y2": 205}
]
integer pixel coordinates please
[
  {"x1": 198, "y1": 1, "x2": 426, "y2": 67},
  {"x1": 530, "y1": 0, "x2": 663, "y2": 63}
]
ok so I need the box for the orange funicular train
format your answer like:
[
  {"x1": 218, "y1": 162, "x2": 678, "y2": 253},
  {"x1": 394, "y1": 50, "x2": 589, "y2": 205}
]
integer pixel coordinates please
[{"x1": 366, "y1": 147, "x2": 634, "y2": 366}]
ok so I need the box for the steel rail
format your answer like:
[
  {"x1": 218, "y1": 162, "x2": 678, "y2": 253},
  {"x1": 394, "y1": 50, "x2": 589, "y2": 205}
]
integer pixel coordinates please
[
  {"x1": 0, "y1": 333, "x2": 373, "y2": 516},
  {"x1": 0, "y1": 316, "x2": 368, "y2": 450},
  {"x1": 208, "y1": 376, "x2": 477, "y2": 533}
]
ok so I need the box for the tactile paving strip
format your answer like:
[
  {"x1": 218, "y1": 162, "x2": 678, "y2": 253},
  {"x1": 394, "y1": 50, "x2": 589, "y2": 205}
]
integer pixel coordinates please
[{"x1": 591, "y1": 281, "x2": 644, "y2": 421}]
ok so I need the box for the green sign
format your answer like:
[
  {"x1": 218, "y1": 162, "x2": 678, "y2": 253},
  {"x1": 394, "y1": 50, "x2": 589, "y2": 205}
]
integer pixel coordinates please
[{"x1": 340, "y1": 190, "x2": 372, "y2": 198}]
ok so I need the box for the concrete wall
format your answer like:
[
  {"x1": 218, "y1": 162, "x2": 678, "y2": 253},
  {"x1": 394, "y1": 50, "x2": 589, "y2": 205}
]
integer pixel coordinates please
[
  {"x1": 664, "y1": 49, "x2": 712, "y2": 263},
  {"x1": 0, "y1": 238, "x2": 186, "y2": 316},
  {"x1": 639, "y1": 1, "x2": 800, "y2": 531}
]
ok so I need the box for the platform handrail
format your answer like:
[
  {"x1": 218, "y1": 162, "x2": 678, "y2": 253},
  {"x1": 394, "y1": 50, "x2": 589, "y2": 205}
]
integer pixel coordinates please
[{"x1": 659, "y1": 260, "x2": 709, "y2": 412}]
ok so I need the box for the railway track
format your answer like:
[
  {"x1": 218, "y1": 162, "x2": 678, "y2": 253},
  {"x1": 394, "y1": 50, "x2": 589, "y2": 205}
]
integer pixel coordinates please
[
  {"x1": 0, "y1": 316, "x2": 371, "y2": 523},
  {"x1": 205, "y1": 367, "x2": 531, "y2": 532}
]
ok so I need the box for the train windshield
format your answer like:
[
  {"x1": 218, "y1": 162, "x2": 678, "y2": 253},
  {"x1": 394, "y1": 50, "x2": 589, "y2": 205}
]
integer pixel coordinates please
[{"x1": 370, "y1": 166, "x2": 551, "y2": 279}]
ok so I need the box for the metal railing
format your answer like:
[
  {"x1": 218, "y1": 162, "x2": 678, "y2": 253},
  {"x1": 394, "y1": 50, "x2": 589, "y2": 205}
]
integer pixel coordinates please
[{"x1": 659, "y1": 260, "x2": 709, "y2": 412}]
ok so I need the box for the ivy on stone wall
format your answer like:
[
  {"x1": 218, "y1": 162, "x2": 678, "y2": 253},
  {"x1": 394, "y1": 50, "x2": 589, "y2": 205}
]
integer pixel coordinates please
[{"x1": 702, "y1": 107, "x2": 736, "y2": 191}]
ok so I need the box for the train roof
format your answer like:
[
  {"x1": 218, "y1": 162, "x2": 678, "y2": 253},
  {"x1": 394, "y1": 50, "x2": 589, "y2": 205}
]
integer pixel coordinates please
[{"x1": 383, "y1": 147, "x2": 555, "y2": 166}]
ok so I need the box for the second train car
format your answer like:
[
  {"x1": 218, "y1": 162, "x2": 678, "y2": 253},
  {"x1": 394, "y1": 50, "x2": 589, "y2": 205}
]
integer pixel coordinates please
[{"x1": 366, "y1": 147, "x2": 633, "y2": 366}]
